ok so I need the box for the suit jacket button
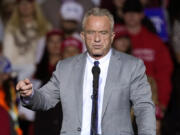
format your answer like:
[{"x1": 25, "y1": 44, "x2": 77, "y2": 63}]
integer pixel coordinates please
[{"x1": 77, "y1": 127, "x2": 81, "y2": 132}]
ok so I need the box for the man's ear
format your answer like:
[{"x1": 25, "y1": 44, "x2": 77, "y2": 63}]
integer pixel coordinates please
[{"x1": 80, "y1": 32, "x2": 85, "y2": 41}]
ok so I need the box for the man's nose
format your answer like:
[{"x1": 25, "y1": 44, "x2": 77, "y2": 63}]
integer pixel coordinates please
[{"x1": 94, "y1": 32, "x2": 101, "y2": 42}]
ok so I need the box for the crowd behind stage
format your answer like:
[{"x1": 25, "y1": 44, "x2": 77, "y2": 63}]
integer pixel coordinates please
[{"x1": 0, "y1": 0, "x2": 180, "y2": 135}]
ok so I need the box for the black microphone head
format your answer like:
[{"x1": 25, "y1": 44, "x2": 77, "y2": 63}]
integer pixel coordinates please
[{"x1": 92, "y1": 66, "x2": 100, "y2": 75}]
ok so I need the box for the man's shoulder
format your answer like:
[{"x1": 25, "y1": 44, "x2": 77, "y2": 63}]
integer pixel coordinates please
[
  {"x1": 112, "y1": 49, "x2": 140, "y2": 63},
  {"x1": 61, "y1": 53, "x2": 85, "y2": 64},
  {"x1": 56, "y1": 53, "x2": 86, "y2": 69},
  {"x1": 112, "y1": 49, "x2": 146, "y2": 76}
]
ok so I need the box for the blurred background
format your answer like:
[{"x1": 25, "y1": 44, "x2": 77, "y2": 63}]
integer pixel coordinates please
[{"x1": 0, "y1": 0, "x2": 180, "y2": 135}]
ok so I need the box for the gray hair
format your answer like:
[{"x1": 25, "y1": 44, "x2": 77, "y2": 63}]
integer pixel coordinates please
[{"x1": 82, "y1": 7, "x2": 114, "y2": 32}]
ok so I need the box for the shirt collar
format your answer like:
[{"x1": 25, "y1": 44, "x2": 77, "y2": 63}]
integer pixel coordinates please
[{"x1": 87, "y1": 49, "x2": 112, "y2": 65}]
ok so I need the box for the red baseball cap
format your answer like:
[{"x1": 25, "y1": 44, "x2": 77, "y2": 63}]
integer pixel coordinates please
[
  {"x1": 46, "y1": 29, "x2": 64, "y2": 39},
  {"x1": 61, "y1": 37, "x2": 82, "y2": 53}
]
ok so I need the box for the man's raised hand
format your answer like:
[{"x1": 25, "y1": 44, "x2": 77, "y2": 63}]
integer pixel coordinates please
[{"x1": 16, "y1": 78, "x2": 33, "y2": 97}]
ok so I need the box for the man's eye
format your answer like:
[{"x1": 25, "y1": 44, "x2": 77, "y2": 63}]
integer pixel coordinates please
[{"x1": 100, "y1": 31, "x2": 108, "y2": 35}]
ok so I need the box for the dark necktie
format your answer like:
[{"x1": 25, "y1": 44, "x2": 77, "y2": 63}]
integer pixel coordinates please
[{"x1": 90, "y1": 61, "x2": 100, "y2": 135}]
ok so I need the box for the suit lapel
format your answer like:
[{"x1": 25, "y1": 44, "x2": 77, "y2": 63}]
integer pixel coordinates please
[
  {"x1": 73, "y1": 50, "x2": 122, "y2": 124},
  {"x1": 74, "y1": 52, "x2": 87, "y2": 125},
  {"x1": 101, "y1": 49, "x2": 121, "y2": 119}
]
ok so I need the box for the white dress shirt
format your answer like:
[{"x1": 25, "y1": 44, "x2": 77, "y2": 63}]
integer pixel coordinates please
[{"x1": 81, "y1": 49, "x2": 112, "y2": 135}]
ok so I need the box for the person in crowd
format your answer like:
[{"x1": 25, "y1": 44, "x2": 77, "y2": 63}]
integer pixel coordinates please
[
  {"x1": 123, "y1": 0, "x2": 173, "y2": 122},
  {"x1": 3, "y1": 0, "x2": 51, "y2": 81},
  {"x1": 59, "y1": 1, "x2": 83, "y2": 39},
  {"x1": 0, "y1": 43, "x2": 22, "y2": 135},
  {"x1": 112, "y1": 0, "x2": 157, "y2": 34},
  {"x1": 59, "y1": 1, "x2": 86, "y2": 52},
  {"x1": 61, "y1": 37, "x2": 83, "y2": 59},
  {"x1": 35, "y1": 29, "x2": 64, "y2": 83},
  {"x1": 113, "y1": 29, "x2": 132, "y2": 54},
  {"x1": 33, "y1": 29, "x2": 63, "y2": 135},
  {"x1": 3, "y1": 0, "x2": 51, "y2": 134},
  {"x1": 16, "y1": 7, "x2": 156, "y2": 135}
]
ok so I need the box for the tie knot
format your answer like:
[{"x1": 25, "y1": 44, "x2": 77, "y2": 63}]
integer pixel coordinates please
[{"x1": 94, "y1": 61, "x2": 99, "y2": 67}]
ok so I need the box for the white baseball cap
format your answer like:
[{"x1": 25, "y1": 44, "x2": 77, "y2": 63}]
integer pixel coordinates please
[{"x1": 60, "y1": 1, "x2": 84, "y2": 23}]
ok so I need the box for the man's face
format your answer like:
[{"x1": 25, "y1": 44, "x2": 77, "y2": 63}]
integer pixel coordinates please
[
  {"x1": 81, "y1": 15, "x2": 115, "y2": 59},
  {"x1": 123, "y1": 12, "x2": 144, "y2": 28}
]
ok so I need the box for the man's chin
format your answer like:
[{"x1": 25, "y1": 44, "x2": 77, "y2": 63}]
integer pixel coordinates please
[
  {"x1": 88, "y1": 50, "x2": 104, "y2": 59},
  {"x1": 93, "y1": 54, "x2": 102, "y2": 58},
  {"x1": 91, "y1": 51, "x2": 101, "y2": 56},
  {"x1": 91, "y1": 52, "x2": 103, "y2": 59}
]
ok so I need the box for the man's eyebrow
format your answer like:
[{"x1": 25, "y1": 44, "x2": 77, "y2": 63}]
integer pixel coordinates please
[
  {"x1": 85, "y1": 30, "x2": 109, "y2": 32},
  {"x1": 99, "y1": 30, "x2": 108, "y2": 32}
]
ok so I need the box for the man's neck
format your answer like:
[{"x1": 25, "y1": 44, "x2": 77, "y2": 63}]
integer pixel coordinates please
[{"x1": 127, "y1": 25, "x2": 142, "y2": 35}]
